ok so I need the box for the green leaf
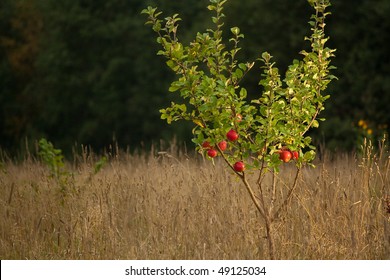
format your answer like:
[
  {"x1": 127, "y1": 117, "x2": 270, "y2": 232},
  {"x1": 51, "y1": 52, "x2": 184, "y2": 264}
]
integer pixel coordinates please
[
  {"x1": 233, "y1": 68, "x2": 243, "y2": 80},
  {"x1": 311, "y1": 120, "x2": 319, "y2": 128},
  {"x1": 239, "y1": 88, "x2": 247, "y2": 99},
  {"x1": 238, "y1": 63, "x2": 247, "y2": 71},
  {"x1": 230, "y1": 27, "x2": 240, "y2": 36},
  {"x1": 207, "y1": 5, "x2": 216, "y2": 11}
]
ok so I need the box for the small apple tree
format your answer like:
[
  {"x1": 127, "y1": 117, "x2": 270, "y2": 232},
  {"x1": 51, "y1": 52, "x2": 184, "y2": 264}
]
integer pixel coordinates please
[{"x1": 142, "y1": 0, "x2": 335, "y2": 259}]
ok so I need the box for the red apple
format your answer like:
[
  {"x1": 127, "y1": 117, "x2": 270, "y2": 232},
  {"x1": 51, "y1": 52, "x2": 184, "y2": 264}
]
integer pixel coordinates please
[
  {"x1": 207, "y1": 149, "x2": 217, "y2": 158},
  {"x1": 279, "y1": 150, "x2": 292, "y2": 163},
  {"x1": 202, "y1": 141, "x2": 211, "y2": 149},
  {"x1": 218, "y1": 140, "x2": 227, "y2": 151},
  {"x1": 292, "y1": 151, "x2": 299, "y2": 160},
  {"x1": 236, "y1": 113, "x2": 243, "y2": 122},
  {"x1": 226, "y1": 129, "x2": 239, "y2": 141},
  {"x1": 233, "y1": 161, "x2": 245, "y2": 172}
]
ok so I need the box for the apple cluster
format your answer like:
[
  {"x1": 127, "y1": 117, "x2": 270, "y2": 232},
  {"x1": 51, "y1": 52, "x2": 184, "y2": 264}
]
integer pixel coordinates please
[
  {"x1": 202, "y1": 140, "x2": 226, "y2": 158},
  {"x1": 202, "y1": 126, "x2": 245, "y2": 172},
  {"x1": 278, "y1": 147, "x2": 299, "y2": 163},
  {"x1": 203, "y1": 129, "x2": 299, "y2": 173}
]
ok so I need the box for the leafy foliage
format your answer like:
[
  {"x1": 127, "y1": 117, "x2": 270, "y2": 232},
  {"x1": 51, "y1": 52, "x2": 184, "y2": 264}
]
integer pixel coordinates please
[
  {"x1": 143, "y1": 0, "x2": 336, "y2": 259},
  {"x1": 142, "y1": 0, "x2": 335, "y2": 172},
  {"x1": 0, "y1": 0, "x2": 389, "y2": 154},
  {"x1": 38, "y1": 138, "x2": 66, "y2": 180},
  {"x1": 0, "y1": 0, "x2": 42, "y2": 148}
]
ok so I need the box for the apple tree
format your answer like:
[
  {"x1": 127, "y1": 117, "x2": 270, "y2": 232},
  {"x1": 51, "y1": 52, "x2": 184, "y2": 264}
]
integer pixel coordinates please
[{"x1": 142, "y1": 0, "x2": 335, "y2": 259}]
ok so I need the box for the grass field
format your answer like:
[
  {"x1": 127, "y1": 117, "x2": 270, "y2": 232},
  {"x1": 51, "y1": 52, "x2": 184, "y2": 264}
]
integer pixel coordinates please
[{"x1": 0, "y1": 142, "x2": 389, "y2": 259}]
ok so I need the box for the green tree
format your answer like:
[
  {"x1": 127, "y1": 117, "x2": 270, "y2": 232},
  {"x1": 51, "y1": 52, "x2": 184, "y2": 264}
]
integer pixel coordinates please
[
  {"x1": 1, "y1": 0, "x2": 389, "y2": 154},
  {"x1": 143, "y1": 0, "x2": 335, "y2": 259},
  {"x1": 26, "y1": 0, "x2": 206, "y2": 153},
  {"x1": 321, "y1": 0, "x2": 390, "y2": 150},
  {"x1": 0, "y1": 0, "x2": 42, "y2": 150},
  {"x1": 222, "y1": 0, "x2": 390, "y2": 151}
]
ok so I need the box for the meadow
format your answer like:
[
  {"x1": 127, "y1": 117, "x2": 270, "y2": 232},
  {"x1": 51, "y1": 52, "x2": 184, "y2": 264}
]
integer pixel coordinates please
[{"x1": 0, "y1": 142, "x2": 389, "y2": 259}]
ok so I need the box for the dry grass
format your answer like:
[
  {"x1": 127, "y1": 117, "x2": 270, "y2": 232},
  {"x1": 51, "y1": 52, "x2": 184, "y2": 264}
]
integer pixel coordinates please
[{"x1": 0, "y1": 143, "x2": 389, "y2": 259}]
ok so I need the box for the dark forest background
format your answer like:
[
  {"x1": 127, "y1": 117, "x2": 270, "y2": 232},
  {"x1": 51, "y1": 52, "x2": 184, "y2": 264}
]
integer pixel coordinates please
[{"x1": 1, "y1": 0, "x2": 389, "y2": 156}]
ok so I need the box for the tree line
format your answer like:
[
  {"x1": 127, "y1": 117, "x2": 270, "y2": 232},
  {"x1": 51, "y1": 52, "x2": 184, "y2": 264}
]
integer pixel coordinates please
[{"x1": 1, "y1": 0, "x2": 389, "y2": 155}]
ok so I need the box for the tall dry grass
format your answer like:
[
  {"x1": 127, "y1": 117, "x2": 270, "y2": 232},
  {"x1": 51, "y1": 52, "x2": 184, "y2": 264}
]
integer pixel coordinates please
[{"x1": 0, "y1": 142, "x2": 389, "y2": 259}]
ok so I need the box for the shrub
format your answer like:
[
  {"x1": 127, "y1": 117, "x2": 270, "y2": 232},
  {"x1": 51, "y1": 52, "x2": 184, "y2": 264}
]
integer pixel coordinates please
[{"x1": 142, "y1": 0, "x2": 335, "y2": 259}]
